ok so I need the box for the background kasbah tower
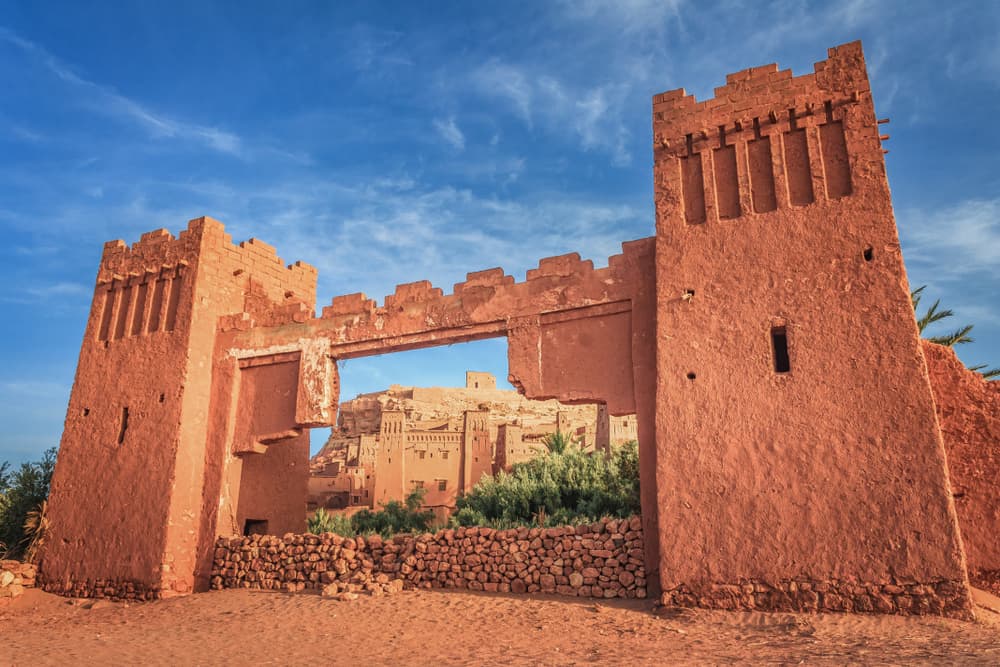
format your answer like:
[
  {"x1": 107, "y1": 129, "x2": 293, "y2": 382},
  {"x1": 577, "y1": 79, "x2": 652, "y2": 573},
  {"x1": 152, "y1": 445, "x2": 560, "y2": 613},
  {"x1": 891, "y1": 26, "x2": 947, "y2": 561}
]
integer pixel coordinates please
[{"x1": 41, "y1": 219, "x2": 317, "y2": 598}]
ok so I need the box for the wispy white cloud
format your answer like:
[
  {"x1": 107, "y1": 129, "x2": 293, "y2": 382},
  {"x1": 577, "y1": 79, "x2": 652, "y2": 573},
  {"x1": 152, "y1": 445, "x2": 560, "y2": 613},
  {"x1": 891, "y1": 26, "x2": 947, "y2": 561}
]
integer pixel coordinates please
[
  {"x1": 345, "y1": 24, "x2": 414, "y2": 72},
  {"x1": 558, "y1": 0, "x2": 684, "y2": 37},
  {"x1": 8, "y1": 124, "x2": 45, "y2": 143},
  {"x1": 1, "y1": 281, "x2": 90, "y2": 305},
  {"x1": 14, "y1": 245, "x2": 60, "y2": 256},
  {"x1": 0, "y1": 26, "x2": 243, "y2": 157},
  {"x1": 469, "y1": 61, "x2": 632, "y2": 164},
  {"x1": 473, "y1": 60, "x2": 534, "y2": 125},
  {"x1": 951, "y1": 303, "x2": 1000, "y2": 329},
  {"x1": 900, "y1": 198, "x2": 1000, "y2": 280},
  {"x1": 62, "y1": 171, "x2": 647, "y2": 308},
  {"x1": 0, "y1": 380, "x2": 69, "y2": 399},
  {"x1": 27, "y1": 282, "x2": 90, "y2": 299},
  {"x1": 433, "y1": 117, "x2": 465, "y2": 150}
]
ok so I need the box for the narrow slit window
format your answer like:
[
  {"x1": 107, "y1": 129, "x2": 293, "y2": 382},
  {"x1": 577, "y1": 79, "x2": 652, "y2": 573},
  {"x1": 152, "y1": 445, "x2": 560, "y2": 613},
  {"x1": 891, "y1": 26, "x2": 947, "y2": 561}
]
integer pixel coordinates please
[
  {"x1": 117, "y1": 406, "x2": 130, "y2": 445},
  {"x1": 771, "y1": 327, "x2": 791, "y2": 373}
]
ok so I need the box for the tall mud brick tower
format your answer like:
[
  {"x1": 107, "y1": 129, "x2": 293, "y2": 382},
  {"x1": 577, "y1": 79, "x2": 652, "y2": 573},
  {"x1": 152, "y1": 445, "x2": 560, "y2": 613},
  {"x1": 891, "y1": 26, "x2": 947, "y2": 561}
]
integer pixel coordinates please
[
  {"x1": 652, "y1": 42, "x2": 971, "y2": 615},
  {"x1": 42, "y1": 218, "x2": 317, "y2": 598}
]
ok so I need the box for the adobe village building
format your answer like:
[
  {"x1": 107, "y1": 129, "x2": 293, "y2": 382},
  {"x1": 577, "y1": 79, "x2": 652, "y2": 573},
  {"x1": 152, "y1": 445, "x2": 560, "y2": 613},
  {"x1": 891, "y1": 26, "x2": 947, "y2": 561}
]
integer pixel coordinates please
[
  {"x1": 39, "y1": 42, "x2": 998, "y2": 616},
  {"x1": 308, "y1": 372, "x2": 638, "y2": 519}
]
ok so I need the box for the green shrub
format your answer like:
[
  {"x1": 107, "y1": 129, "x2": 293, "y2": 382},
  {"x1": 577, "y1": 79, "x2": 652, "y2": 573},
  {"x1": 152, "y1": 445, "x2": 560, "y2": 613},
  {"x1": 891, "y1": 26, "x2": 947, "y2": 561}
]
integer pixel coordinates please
[
  {"x1": 0, "y1": 447, "x2": 56, "y2": 560},
  {"x1": 351, "y1": 487, "x2": 435, "y2": 538},
  {"x1": 452, "y1": 440, "x2": 640, "y2": 529},
  {"x1": 307, "y1": 508, "x2": 353, "y2": 537},
  {"x1": 308, "y1": 488, "x2": 436, "y2": 539}
]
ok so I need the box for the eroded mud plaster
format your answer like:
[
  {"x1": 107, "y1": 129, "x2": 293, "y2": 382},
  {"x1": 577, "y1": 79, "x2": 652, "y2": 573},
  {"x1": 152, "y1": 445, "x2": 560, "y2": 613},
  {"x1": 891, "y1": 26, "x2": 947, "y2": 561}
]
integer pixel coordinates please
[{"x1": 923, "y1": 341, "x2": 1000, "y2": 582}]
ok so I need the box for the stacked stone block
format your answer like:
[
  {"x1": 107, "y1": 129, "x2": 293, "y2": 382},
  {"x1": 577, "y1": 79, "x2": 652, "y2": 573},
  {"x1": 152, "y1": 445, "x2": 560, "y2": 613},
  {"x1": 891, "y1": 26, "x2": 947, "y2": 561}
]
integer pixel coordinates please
[
  {"x1": 662, "y1": 579, "x2": 969, "y2": 616},
  {"x1": 0, "y1": 561, "x2": 37, "y2": 603},
  {"x1": 211, "y1": 517, "x2": 646, "y2": 600}
]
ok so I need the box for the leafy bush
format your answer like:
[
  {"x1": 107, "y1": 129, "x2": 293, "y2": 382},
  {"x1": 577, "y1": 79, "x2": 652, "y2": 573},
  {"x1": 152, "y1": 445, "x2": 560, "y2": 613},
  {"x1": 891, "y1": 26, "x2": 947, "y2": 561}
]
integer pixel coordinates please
[
  {"x1": 351, "y1": 487, "x2": 436, "y2": 537},
  {"x1": 0, "y1": 447, "x2": 57, "y2": 560},
  {"x1": 452, "y1": 440, "x2": 640, "y2": 529},
  {"x1": 307, "y1": 507, "x2": 353, "y2": 537},
  {"x1": 307, "y1": 488, "x2": 436, "y2": 539}
]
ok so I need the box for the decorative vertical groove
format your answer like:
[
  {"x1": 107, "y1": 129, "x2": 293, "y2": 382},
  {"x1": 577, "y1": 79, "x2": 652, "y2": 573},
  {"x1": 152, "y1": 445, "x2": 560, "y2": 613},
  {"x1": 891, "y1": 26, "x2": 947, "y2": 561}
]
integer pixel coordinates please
[
  {"x1": 98, "y1": 289, "x2": 116, "y2": 342},
  {"x1": 113, "y1": 284, "x2": 133, "y2": 340},
  {"x1": 713, "y1": 144, "x2": 741, "y2": 219},
  {"x1": 820, "y1": 122, "x2": 852, "y2": 199},
  {"x1": 681, "y1": 154, "x2": 707, "y2": 224},
  {"x1": 783, "y1": 128, "x2": 814, "y2": 206},
  {"x1": 148, "y1": 278, "x2": 166, "y2": 333},
  {"x1": 131, "y1": 281, "x2": 149, "y2": 336},
  {"x1": 164, "y1": 269, "x2": 184, "y2": 332},
  {"x1": 748, "y1": 136, "x2": 778, "y2": 213}
]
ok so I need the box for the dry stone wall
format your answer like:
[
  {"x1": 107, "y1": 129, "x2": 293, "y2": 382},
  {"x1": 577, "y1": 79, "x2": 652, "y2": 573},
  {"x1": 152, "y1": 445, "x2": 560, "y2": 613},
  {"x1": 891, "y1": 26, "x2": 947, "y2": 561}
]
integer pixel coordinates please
[
  {"x1": 0, "y1": 560, "x2": 37, "y2": 603},
  {"x1": 211, "y1": 517, "x2": 646, "y2": 599},
  {"x1": 662, "y1": 578, "x2": 970, "y2": 617}
]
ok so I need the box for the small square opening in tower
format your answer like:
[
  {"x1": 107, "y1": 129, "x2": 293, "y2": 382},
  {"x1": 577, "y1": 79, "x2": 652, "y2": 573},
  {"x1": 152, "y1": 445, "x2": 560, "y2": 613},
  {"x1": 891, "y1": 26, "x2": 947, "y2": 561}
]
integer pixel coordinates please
[{"x1": 771, "y1": 327, "x2": 791, "y2": 374}]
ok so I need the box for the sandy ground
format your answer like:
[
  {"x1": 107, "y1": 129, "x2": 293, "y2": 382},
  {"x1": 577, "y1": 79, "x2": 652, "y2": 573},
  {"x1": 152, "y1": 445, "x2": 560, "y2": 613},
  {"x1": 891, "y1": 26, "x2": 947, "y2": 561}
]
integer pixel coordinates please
[{"x1": 3, "y1": 587, "x2": 1000, "y2": 666}]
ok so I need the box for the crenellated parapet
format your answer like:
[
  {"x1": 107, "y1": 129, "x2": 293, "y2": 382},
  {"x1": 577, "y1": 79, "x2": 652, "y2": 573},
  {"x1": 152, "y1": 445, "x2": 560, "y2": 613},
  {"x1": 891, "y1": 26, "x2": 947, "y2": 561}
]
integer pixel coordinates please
[
  {"x1": 92, "y1": 217, "x2": 318, "y2": 346},
  {"x1": 296, "y1": 240, "x2": 653, "y2": 351},
  {"x1": 216, "y1": 235, "x2": 654, "y2": 427},
  {"x1": 653, "y1": 41, "x2": 885, "y2": 226},
  {"x1": 94, "y1": 225, "x2": 203, "y2": 344}
]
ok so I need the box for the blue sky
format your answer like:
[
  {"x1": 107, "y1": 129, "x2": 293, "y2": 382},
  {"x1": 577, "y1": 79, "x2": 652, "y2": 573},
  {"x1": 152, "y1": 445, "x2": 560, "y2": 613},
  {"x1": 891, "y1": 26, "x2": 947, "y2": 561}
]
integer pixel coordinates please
[{"x1": 1, "y1": 1, "x2": 997, "y2": 465}]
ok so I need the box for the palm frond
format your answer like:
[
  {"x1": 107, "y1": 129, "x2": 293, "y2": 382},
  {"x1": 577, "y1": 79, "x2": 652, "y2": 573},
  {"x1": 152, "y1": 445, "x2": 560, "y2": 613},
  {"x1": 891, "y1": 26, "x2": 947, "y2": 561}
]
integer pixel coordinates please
[
  {"x1": 928, "y1": 325, "x2": 975, "y2": 347},
  {"x1": 543, "y1": 431, "x2": 575, "y2": 454},
  {"x1": 968, "y1": 365, "x2": 1000, "y2": 380},
  {"x1": 21, "y1": 499, "x2": 48, "y2": 564},
  {"x1": 910, "y1": 285, "x2": 926, "y2": 311},
  {"x1": 916, "y1": 299, "x2": 954, "y2": 333}
]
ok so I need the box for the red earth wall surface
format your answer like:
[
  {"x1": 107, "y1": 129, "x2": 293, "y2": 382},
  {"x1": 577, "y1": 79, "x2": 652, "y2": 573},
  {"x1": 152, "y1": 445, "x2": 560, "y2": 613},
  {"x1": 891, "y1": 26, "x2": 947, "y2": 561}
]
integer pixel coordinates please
[{"x1": 923, "y1": 341, "x2": 1000, "y2": 590}]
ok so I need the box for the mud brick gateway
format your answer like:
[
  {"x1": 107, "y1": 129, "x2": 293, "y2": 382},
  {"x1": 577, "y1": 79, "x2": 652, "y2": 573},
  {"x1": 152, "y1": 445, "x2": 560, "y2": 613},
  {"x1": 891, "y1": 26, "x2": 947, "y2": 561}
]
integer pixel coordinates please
[{"x1": 39, "y1": 42, "x2": 999, "y2": 617}]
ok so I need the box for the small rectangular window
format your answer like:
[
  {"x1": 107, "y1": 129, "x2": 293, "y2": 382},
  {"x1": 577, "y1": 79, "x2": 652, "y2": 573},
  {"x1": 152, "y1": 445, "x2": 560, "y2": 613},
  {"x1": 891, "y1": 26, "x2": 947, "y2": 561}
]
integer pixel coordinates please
[
  {"x1": 438, "y1": 480, "x2": 447, "y2": 491},
  {"x1": 771, "y1": 327, "x2": 791, "y2": 373}
]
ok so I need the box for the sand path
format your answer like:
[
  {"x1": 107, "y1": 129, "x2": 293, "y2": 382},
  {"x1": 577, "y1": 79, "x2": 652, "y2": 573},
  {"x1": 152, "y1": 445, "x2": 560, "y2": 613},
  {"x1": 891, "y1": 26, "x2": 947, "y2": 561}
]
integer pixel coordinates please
[{"x1": 3, "y1": 587, "x2": 1000, "y2": 665}]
